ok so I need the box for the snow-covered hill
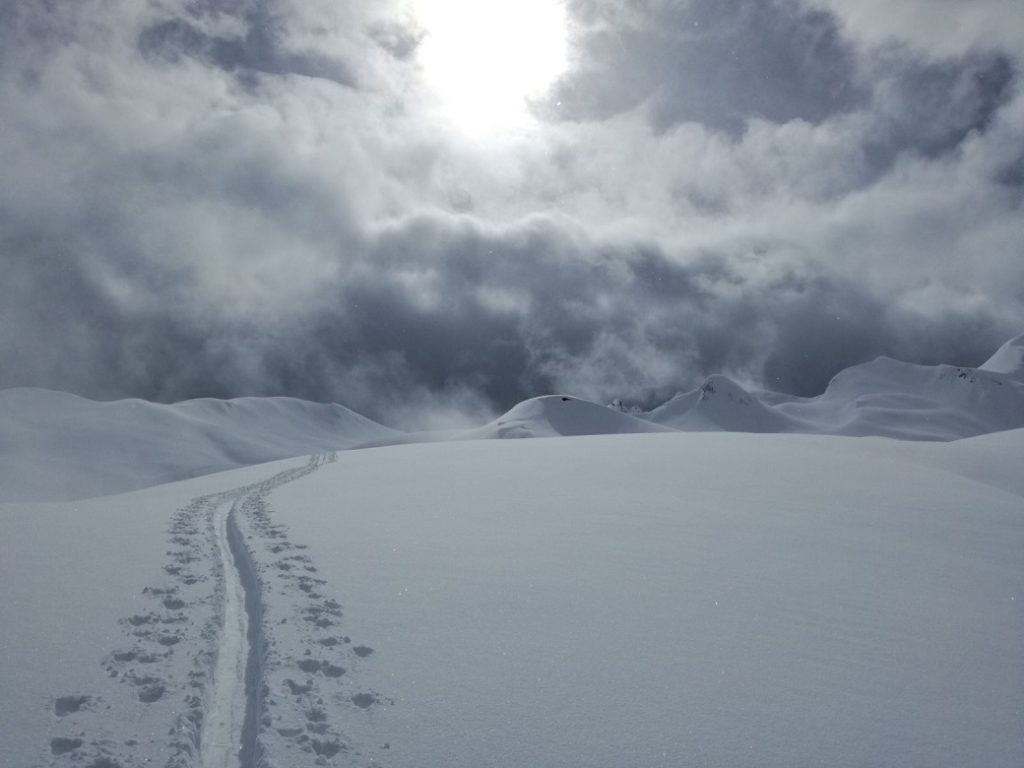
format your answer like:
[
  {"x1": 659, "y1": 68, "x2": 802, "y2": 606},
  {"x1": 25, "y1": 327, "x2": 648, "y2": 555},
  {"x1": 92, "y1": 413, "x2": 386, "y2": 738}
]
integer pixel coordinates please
[
  {"x1": 463, "y1": 394, "x2": 675, "y2": 438},
  {"x1": 0, "y1": 388, "x2": 398, "y2": 502},
  {"x1": 980, "y1": 332, "x2": 1024, "y2": 378},
  {"x1": 2, "y1": 334, "x2": 1023, "y2": 503},
  {"x1": 646, "y1": 374, "x2": 795, "y2": 433},
  {"x1": 644, "y1": 333, "x2": 1024, "y2": 440},
  {"x1": 3, "y1": 430, "x2": 1021, "y2": 767}
]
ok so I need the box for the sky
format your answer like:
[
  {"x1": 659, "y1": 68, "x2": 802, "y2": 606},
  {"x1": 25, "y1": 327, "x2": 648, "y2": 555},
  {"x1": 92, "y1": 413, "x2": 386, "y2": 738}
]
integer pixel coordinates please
[{"x1": 1, "y1": 0, "x2": 1022, "y2": 427}]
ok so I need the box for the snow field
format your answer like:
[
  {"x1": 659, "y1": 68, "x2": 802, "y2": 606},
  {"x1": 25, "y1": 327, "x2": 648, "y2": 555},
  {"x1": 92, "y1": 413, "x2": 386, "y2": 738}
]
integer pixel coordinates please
[
  {"x1": 2, "y1": 335, "x2": 1023, "y2": 766},
  {"x1": 3, "y1": 430, "x2": 1023, "y2": 766},
  {"x1": 265, "y1": 432, "x2": 1024, "y2": 767}
]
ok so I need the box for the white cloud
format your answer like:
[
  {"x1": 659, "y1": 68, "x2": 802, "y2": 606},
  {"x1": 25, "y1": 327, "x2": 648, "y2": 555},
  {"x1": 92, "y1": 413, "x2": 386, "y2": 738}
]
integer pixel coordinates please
[{"x1": 0, "y1": 0, "x2": 1021, "y2": 421}]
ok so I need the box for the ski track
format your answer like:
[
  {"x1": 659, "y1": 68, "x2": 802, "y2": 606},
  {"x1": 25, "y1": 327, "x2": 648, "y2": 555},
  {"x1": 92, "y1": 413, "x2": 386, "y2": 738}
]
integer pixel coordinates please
[
  {"x1": 200, "y1": 497, "x2": 249, "y2": 768},
  {"x1": 43, "y1": 453, "x2": 391, "y2": 768}
]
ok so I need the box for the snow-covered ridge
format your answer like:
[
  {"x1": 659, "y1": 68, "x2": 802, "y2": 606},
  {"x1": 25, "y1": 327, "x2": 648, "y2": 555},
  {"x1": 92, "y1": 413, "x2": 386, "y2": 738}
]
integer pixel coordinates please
[
  {"x1": 463, "y1": 394, "x2": 675, "y2": 439},
  {"x1": 2, "y1": 334, "x2": 1023, "y2": 503},
  {"x1": 980, "y1": 332, "x2": 1024, "y2": 378},
  {"x1": 0, "y1": 388, "x2": 398, "y2": 503},
  {"x1": 643, "y1": 333, "x2": 1024, "y2": 441},
  {"x1": 450, "y1": 333, "x2": 1024, "y2": 443}
]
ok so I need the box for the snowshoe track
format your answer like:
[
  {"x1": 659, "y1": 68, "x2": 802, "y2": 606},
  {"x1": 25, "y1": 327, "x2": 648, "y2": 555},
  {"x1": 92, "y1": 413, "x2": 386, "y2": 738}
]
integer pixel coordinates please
[{"x1": 44, "y1": 453, "x2": 391, "y2": 768}]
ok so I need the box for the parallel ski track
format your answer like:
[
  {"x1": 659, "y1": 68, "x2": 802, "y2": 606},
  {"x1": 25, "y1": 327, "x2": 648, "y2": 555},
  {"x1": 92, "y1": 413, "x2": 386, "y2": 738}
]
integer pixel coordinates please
[{"x1": 200, "y1": 454, "x2": 328, "y2": 768}]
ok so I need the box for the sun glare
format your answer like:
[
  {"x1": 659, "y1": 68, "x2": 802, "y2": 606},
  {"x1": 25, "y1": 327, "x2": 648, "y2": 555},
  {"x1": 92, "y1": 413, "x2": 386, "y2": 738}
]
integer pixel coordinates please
[{"x1": 413, "y1": 0, "x2": 568, "y2": 135}]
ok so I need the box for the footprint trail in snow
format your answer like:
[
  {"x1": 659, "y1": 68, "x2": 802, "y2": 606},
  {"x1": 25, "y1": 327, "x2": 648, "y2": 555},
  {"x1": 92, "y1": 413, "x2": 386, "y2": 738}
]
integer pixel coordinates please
[{"x1": 44, "y1": 454, "x2": 391, "y2": 768}]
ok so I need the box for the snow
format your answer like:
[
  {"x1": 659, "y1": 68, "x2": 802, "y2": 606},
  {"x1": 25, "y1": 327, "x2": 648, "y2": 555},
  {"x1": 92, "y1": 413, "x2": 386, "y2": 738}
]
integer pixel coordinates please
[
  {"x1": 644, "y1": 350, "x2": 1024, "y2": 441},
  {"x1": 2, "y1": 334, "x2": 1024, "y2": 767},
  {"x1": 270, "y1": 434, "x2": 1024, "y2": 768},
  {"x1": 646, "y1": 374, "x2": 792, "y2": 433},
  {"x1": 3, "y1": 430, "x2": 1023, "y2": 767},
  {"x1": 980, "y1": 332, "x2": 1024, "y2": 378},
  {"x1": 4, "y1": 336, "x2": 1023, "y2": 504},
  {"x1": 463, "y1": 394, "x2": 675, "y2": 438},
  {"x1": 0, "y1": 388, "x2": 397, "y2": 503}
]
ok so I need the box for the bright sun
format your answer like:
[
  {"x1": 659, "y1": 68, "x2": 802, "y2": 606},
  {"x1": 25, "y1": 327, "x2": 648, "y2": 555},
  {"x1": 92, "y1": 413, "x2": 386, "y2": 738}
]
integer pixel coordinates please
[{"x1": 412, "y1": 0, "x2": 569, "y2": 135}]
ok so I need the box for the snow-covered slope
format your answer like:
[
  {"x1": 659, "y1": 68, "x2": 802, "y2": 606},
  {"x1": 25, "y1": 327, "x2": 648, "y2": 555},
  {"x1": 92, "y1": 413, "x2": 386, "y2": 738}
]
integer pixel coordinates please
[
  {"x1": 777, "y1": 357, "x2": 1024, "y2": 440},
  {"x1": 647, "y1": 374, "x2": 797, "y2": 432},
  {"x1": 645, "y1": 334, "x2": 1024, "y2": 440},
  {"x1": 4, "y1": 431, "x2": 1022, "y2": 767},
  {"x1": 0, "y1": 388, "x2": 398, "y2": 502},
  {"x1": 462, "y1": 394, "x2": 675, "y2": 438},
  {"x1": 3, "y1": 334, "x2": 1023, "y2": 504},
  {"x1": 980, "y1": 332, "x2": 1024, "y2": 379}
]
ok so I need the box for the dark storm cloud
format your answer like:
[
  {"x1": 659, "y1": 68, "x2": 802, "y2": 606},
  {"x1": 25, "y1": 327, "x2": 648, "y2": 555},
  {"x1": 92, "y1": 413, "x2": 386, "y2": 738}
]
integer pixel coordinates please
[
  {"x1": 551, "y1": 0, "x2": 864, "y2": 133},
  {"x1": 864, "y1": 50, "x2": 1016, "y2": 165},
  {"x1": 551, "y1": 1, "x2": 1018, "y2": 180},
  {"x1": 0, "y1": 0, "x2": 1022, "y2": 427},
  {"x1": 2, "y1": 197, "x2": 1009, "y2": 422}
]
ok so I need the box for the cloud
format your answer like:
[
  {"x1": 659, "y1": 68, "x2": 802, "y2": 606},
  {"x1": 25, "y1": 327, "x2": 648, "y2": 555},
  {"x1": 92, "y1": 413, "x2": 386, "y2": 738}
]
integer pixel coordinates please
[
  {"x1": 548, "y1": 0, "x2": 865, "y2": 133},
  {"x1": 808, "y1": 0, "x2": 1024, "y2": 60},
  {"x1": 0, "y1": 0, "x2": 1021, "y2": 426}
]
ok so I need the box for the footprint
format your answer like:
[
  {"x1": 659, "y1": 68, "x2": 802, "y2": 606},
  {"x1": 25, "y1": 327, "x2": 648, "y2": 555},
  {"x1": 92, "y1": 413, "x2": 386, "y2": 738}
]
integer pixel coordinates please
[
  {"x1": 284, "y1": 679, "x2": 312, "y2": 695},
  {"x1": 351, "y1": 693, "x2": 377, "y2": 709},
  {"x1": 352, "y1": 645, "x2": 374, "y2": 658},
  {"x1": 54, "y1": 695, "x2": 91, "y2": 717},
  {"x1": 297, "y1": 660, "x2": 345, "y2": 678},
  {"x1": 296, "y1": 576, "x2": 326, "y2": 595},
  {"x1": 302, "y1": 604, "x2": 342, "y2": 628},
  {"x1": 139, "y1": 684, "x2": 165, "y2": 703},
  {"x1": 142, "y1": 586, "x2": 178, "y2": 597},
  {"x1": 320, "y1": 662, "x2": 345, "y2": 678},
  {"x1": 311, "y1": 739, "x2": 342, "y2": 758},
  {"x1": 50, "y1": 737, "x2": 83, "y2": 755}
]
